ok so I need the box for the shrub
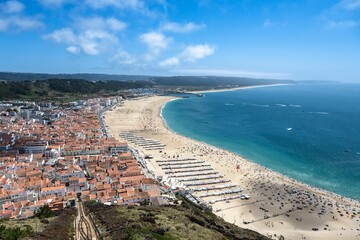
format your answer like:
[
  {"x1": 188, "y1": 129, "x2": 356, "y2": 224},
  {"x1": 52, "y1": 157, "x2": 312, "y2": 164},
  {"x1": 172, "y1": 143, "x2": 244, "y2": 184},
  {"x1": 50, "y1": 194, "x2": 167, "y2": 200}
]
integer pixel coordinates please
[
  {"x1": 186, "y1": 215, "x2": 205, "y2": 226},
  {"x1": 0, "y1": 224, "x2": 33, "y2": 240},
  {"x1": 34, "y1": 205, "x2": 54, "y2": 219},
  {"x1": 152, "y1": 227, "x2": 166, "y2": 235}
]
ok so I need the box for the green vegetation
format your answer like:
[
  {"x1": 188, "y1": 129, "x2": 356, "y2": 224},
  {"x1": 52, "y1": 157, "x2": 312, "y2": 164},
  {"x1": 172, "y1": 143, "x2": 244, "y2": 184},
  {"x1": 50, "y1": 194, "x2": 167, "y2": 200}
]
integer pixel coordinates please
[
  {"x1": 25, "y1": 207, "x2": 76, "y2": 240},
  {"x1": 84, "y1": 201, "x2": 270, "y2": 240},
  {"x1": 0, "y1": 72, "x2": 150, "y2": 82},
  {"x1": 0, "y1": 217, "x2": 56, "y2": 235},
  {"x1": 0, "y1": 224, "x2": 33, "y2": 240},
  {"x1": 46, "y1": 79, "x2": 151, "y2": 94},
  {"x1": 0, "y1": 207, "x2": 76, "y2": 240},
  {"x1": 0, "y1": 72, "x2": 296, "y2": 102},
  {"x1": 33, "y1": 205, "x2": 54, "y2": 220},
  {"x1": 150, "y1": 76, "x2": 294, "y2": 88},
  {"x1": 0, "y1": 79, "x2": 152, "y2": 101}
]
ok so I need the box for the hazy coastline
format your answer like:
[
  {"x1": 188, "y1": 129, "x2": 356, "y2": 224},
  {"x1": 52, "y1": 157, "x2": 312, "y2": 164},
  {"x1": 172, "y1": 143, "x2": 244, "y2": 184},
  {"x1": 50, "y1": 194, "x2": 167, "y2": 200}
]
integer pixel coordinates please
[{"x1": 188, "y1": 83, "x2": 291, "y2": 94}]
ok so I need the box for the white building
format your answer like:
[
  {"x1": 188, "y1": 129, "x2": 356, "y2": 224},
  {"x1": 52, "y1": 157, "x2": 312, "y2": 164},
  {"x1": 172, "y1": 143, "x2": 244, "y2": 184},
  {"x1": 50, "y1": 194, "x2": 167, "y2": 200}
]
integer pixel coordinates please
[
  {"x1": 24, "y1": 141, "x2": 48, "y2": 154},
  {"x1": 110, "y1": 143, "x2": 128, "y2": 154}
]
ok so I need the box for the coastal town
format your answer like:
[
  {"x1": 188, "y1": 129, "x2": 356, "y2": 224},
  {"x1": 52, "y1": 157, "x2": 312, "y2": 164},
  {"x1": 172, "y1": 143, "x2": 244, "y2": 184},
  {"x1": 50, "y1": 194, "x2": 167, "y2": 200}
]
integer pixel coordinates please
[
  {"x1": 1, "y1": 93, "x2": 360, "y2": 240},
  {"x1": 0, "y1": 96, "x2": 174, "y2": 222},
  {"x1": 1, "y1": 0, "x2": 359, "y2": 239}
]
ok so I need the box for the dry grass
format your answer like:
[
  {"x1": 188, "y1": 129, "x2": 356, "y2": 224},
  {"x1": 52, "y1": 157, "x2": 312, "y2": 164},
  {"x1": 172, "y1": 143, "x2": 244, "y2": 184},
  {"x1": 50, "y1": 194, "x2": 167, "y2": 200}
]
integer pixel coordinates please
[
  {"x1": 1, "y1": 217, "x2": 56, "y2": 233},
  {"x1": 85, "y1": 200, "x2": 270, "y2": 240},
  {"x1": 24, "y1": 208, "x2": 76, "y2": 240}
]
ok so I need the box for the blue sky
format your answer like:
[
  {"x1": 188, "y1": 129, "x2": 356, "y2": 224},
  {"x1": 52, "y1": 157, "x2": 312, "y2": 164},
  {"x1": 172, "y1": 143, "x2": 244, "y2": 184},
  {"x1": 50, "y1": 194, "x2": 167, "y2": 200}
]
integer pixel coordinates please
[{"x1": 0, "y1": 0, "x2": 359, "y2": 81}]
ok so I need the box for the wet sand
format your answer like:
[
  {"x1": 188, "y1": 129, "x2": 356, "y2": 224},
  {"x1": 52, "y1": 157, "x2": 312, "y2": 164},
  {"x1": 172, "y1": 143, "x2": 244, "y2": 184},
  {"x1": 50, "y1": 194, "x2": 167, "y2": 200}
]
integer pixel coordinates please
[{"x1": 105, "y1": 95, "x2": 360, "y2": 240}]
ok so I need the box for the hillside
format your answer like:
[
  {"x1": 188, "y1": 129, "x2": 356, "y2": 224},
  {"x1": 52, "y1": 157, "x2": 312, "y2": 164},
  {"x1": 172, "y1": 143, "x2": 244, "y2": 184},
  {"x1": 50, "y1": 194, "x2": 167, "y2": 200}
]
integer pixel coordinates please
[
  {"x1": 0, "y1": 73, "x2": 297, "y2": 102},
  {"x1": 0, "y1": 208, "x2": 76, "y2": 240},
  {"x1": 85, "y1": 201, "x2": 271, "y2": 240},
  {"x1": 150, "y1": 76, "x2": 294, "y2": 88},
  {"x1": 0, "y1": 72, "x2": 150, "y2": 82},
  {"x1": 0, "y1": 72, "x2": 295, "y2": 87},
  {"x1": 24, "y1": 208, "x2": 76, "y2": 240},
  {"x1": 0, "y1": 79, "x2": 152, "y2": 101}
]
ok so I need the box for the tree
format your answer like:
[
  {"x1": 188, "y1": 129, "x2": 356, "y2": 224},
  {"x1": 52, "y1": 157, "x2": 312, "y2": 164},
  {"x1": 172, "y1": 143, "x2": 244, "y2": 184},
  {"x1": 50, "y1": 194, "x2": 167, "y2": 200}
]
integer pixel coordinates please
[
  {"x1": 34, "y1": 205, "x2": 54, "y2": 219},
  {"x1": 140, "y1": 199, "x2": 150, "y2": 206}
]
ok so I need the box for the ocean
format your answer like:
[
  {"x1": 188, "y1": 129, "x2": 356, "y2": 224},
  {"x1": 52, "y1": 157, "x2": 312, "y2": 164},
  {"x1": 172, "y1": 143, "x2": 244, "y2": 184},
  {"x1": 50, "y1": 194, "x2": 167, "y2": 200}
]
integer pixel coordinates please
[{"x1": 162, "y1": 83, "x2": 360, "y2": 200}]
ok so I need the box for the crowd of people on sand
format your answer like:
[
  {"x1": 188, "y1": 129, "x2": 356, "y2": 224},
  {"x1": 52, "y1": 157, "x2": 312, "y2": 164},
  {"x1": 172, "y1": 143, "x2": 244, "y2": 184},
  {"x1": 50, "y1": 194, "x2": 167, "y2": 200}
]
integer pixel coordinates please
[
  {"x1": 176, "y1": 143, "x2": 360, "y2": 236},
  {"x1": 139, "y1": 107, "x2": 162, "y2": 132},
  {"x1": 120, "y1": 99, "x2": 360, "y2": 239}
]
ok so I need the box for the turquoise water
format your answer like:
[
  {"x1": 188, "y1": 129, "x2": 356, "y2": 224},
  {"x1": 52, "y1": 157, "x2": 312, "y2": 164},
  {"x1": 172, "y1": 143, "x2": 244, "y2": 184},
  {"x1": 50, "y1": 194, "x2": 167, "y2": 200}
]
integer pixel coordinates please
[{"x1": 162, "y1": 83, "x2": 360, "y2": 200}]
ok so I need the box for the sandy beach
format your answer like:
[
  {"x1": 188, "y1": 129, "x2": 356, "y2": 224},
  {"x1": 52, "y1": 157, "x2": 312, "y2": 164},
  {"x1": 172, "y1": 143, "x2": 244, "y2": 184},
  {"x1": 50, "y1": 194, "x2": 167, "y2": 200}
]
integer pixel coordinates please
[
  {"x1": 189, "y1": 83, "x2": 290, "y2": 94},
  {"x1": 105, "y1": 93, "x2": 360, "y2": 240}
]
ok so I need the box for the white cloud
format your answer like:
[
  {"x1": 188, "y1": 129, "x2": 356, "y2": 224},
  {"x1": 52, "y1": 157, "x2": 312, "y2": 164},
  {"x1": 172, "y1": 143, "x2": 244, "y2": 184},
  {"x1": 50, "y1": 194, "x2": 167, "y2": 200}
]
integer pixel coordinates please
[
  {"x1": 106, "y1": 18, "x2": 127, "y2": 31},
  {"x1": 158, "y1": 44, "x2": 215, "y2": 67},
  {"x1": 37, "y1": 0, "x2": 144, "y2": 9},
  {"x1": 336, "y1": 0, "x2": 360, "y2": 10},
  {"x1": 44, "y1": 28, "x2": 76, "y2": 44},
  {"x1": 325, "y1": 1, "x2": 360, "y2": 29},
  {"x1": 111, "y1": 50, "x2": 137, "y2": 65},
  {"x1": 78, "y1": 41, "x2": 99, "y2": 55},
  {"x1": 0, "y1": 16, "x2": 43, "y2": 32},
  {"x1": 66, "y1": 45, "x2": 80, "y2": 54},
  {"x1": 326, "y1": 20, "x2": 358, "y2": 28},
  {"x1": 44, "y1": 17, "x2": 126, "y2": 55},
  {"x1": 77, "y1": 17, "x2": 127, "y2": 32},
  {"x1": 181, "y1": 44, "x2": 215, "y2": 62},
  {"x1": 159, "y1": 57, "x2": 179, "y2": 67},
  {"x1": 160, "y1": 22, "x2": 205, "y2": 33},
  {"x1": 10, "y1": 16, "x2": 43, "y2": 30},
  {"x1": 0, "y1": 1, "x2": 42, "y2": 32},
  {"x1": 139, "y1": 31, "x2": 172, "y2": 59},
  {"x1": 37, "y1": 0, "x2": 163, "y2": 17},
  {"x1": 85, "y1": 0, "x2": 143, "y2": 9},
  {"x1": 2, "y1": 0, "x2": 24, "y2": 14},
  {"x1": 78, "y1": 30, "x2": 117, "y2": 55},
  {"x1": 80, "y1": 30, "x2": 117, "y2": 55}
]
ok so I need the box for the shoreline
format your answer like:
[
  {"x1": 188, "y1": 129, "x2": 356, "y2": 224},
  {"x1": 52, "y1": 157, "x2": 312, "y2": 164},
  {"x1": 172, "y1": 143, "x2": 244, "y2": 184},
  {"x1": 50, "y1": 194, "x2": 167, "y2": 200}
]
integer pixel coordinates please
[
  {"x1": 161, "y1": 98, "x2": 360, "y2": 206},
  {"x1": 188, "y1": 83, "x2": 291, "y2": 94},
  {"x1": 161, "y1": 96, "x2": 359, "y2": 203},
  {"x1": 105, "y1": 93, "x2": 360, "y2": 240},
  {"x1": 161, "y1": 99, "x2": 360, "y2": 204},
  {"x1": 166, "y1": 85, "x2": 359, "y2": 204}
]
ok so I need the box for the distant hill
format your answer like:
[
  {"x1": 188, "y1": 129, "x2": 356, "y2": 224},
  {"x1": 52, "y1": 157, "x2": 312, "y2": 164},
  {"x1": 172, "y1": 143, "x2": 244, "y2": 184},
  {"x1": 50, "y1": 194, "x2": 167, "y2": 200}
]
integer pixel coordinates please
[
  {"x1": 84, "y1": 201, "x2": 271, "y2": 240},
  {"x1": 0, "y1": 72, "x2": 297, "y2": 101},
  {"x1": 150, "y1": 76, "x2": 295, "y2": 88},
  {"x1": 0, "y1": 72, "x2": 295, "y2": 86},
  {"x1": 0, "y1": 79, "x2": 152, "y2": 101},
  {"x1": 0, "y1": 72, "x2": 150, "y2": 82}
]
